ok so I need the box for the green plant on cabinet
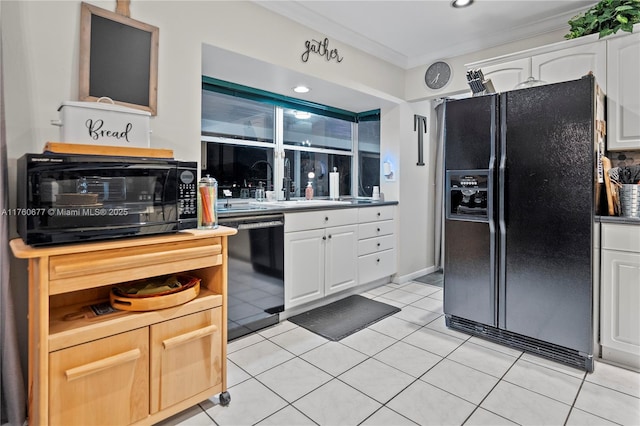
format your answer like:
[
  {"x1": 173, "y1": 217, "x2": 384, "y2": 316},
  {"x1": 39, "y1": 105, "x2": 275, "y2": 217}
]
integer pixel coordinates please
[{"x1": 565, "y1": 0, "x2": 640, "y2": 39}]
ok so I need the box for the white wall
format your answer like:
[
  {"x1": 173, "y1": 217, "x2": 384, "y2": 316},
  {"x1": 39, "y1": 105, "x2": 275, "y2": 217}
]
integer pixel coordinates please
[
  {"x1": 394, "y1": 99, "x2": 435, "y2": 282},
  {"x1": 3, "y1": 0, "x2": 406, "y2": 163}
]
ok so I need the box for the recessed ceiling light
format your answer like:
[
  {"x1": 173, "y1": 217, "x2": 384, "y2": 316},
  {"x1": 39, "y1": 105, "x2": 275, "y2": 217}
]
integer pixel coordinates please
[
  {"x1": 451, "y1": 0, "x2": 474, "y2": 8},
  {"x1": 293, "y1": 111, "x2": 311, "y2": 119},
  {"x1": 293, "y1": 86, "x2": 310, "y2": 93}
]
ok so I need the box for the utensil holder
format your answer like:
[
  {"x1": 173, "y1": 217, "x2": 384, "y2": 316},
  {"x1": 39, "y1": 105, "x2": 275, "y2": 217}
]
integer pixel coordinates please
[{"x1": 619, "y1": 184, "x2": 640, "y2": 218}]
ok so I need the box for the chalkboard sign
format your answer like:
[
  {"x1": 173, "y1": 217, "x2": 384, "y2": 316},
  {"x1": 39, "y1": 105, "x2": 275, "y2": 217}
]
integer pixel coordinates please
[{"x1": 79, "y1": 2, "x2": 158, "y2": 115}]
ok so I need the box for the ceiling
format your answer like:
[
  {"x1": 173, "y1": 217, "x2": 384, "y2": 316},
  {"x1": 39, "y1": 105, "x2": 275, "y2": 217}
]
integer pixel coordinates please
[
  {"x1": 202, "y1": 1, "x2": 597, "y2": 113},
  {"x1": 255, "y1": 0, "x2": 596, "y2": 69}
]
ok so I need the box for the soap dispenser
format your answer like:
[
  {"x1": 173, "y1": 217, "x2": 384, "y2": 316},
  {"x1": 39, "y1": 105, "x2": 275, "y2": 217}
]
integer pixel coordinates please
[
  {"x1": 305, "y1": 171, "x2": 315, "y2": 200},
  {"x1": 305, "y1": 181, "x2": 314, "y2": 200}
]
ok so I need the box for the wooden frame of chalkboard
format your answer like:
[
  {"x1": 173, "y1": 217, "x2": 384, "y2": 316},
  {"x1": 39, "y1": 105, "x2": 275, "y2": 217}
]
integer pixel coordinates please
[{"x1": 79, "y1": 2, "x2": 159, "y2": 115}]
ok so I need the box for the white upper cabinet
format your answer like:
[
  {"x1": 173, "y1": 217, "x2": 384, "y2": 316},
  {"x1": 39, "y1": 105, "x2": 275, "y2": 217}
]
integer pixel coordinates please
[
  {"x1": 472, "y1": 42, "x2": 605, "y2": 94},
  {"x1": 467, "y1": 29, "x2": 640, "y2": 151},
  {"x1": 607, "y1": 31, "x2": 640, "y2": 151},
  {"x1": 531, "y1": 42, "x2": 606, "y2": 90},
  {"x1": 476, "y1": 58, "x2": 531, "y2": 93}
]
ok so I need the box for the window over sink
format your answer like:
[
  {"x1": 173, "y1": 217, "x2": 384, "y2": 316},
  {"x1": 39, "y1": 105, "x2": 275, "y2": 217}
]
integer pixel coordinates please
[{"x1": 201, "y1": 77, "x2": 380, "y2": 200}]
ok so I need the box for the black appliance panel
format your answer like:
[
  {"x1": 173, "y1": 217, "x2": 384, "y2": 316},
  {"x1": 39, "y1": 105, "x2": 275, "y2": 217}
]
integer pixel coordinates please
[
  {"x1": 219, "y1": 214, "x2": 284, "y2": 341},
  {"x1": 500, "y1": 78, "x2": 595, "y2": 353},
  {"x1": 446, "y1": 171, "x2": 490, "y2": 221},
  {"x1": 443, "y1": 76, "x2": 598, "y2": 370},
  {"x1": 444, "y1": 219, "x2": 495, "y2": 326},
  {"x1": 17, "y1": 153, "x2": 197, "y2": 245},
  {"x1": 444, "y1": 95, "x2": 497, "y2": 171}
]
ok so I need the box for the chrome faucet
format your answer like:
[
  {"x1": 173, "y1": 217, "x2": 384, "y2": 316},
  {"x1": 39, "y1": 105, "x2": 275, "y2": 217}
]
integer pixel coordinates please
[
  {"x1": 283, "y1": 157, "x2": 292, "y2": 201},
  {"x1": 250, "y1": 160, "x2": 273, "y2": 188}
]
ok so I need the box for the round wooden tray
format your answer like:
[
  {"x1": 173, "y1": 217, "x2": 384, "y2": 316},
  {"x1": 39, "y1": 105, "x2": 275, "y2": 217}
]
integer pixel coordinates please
[{"x1": 110, "y1": 277, "x2": 201, "y2": 311}]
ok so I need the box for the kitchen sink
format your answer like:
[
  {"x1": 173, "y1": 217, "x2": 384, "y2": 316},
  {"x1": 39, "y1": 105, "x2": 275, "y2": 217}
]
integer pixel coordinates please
[
  {"x1": 252, "y1": 199, "x2": 352, "y2": 208},
  {"x1": 217, "y1": 204, "x2": 269, "y2": 212},
  {"x1": 219, "y1": 199, "x2": 381, "y2": 213}
]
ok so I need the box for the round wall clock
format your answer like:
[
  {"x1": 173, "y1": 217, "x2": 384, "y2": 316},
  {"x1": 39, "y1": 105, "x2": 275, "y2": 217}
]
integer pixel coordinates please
[{"x1": 425, "y1": 61, "x2": 452, "y2": 90}]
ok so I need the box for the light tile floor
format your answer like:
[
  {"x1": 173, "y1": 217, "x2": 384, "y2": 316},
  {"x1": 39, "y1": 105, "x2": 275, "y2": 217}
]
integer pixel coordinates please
[{"x1": 156, "y1": 276, "x2": 640, "y2": 426}]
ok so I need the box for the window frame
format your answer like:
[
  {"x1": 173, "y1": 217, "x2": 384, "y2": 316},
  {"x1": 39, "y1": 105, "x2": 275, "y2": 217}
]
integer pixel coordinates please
[{"x1": 201, "y1": 77, "x2": 379, "y2": 200}]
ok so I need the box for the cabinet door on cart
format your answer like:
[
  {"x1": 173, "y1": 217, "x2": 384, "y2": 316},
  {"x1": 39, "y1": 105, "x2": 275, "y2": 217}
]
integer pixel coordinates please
[
  {"x1": 49, "y1": 328, "x2": 149, "y2": 426},
  {"x1": 150, "y1": 308, "x2": 223, "y2": 412}
]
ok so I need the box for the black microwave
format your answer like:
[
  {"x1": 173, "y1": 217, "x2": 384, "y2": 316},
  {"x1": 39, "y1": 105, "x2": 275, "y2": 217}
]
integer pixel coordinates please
[{"x1": 17, "y1": 153, "x2": 198, "y2": 246}]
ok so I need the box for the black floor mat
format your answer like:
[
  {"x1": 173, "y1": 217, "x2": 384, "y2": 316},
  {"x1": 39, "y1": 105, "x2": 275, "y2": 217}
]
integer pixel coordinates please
[
  {"x1": 288, "y1": 295, "x2": 400, "y2": 341},
  {"x1": 414, "y1": 271, "x2": 443, "y2": 287}
]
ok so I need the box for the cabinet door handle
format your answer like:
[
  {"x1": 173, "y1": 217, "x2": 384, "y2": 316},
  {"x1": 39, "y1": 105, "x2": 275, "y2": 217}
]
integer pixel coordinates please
[
  {"x1": 162, "y1": 324, "x2": 218, "y2": 350},
  {"x1": 328, "y1": 235, "x2": 332, "y2": 239},
  {"x1": 323, "y1": 236, "x2": 327, "y2": 240},
  {"x1": 65, "y1": 348, "x2": 141, "y2": 382}
]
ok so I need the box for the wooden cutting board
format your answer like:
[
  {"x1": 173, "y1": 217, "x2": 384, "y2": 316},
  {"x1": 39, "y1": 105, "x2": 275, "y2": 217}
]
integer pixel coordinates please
[
  {"x1": 44, "y1": 142, "x2": 173, "y2": 159},
  {"x1": 602, "y1": 156, "x2": 615, "y2": 216}
]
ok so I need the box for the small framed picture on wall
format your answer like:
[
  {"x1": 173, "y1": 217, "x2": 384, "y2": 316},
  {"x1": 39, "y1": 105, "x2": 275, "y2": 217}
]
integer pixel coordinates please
[{"x1": 79, "y1": 2, "x2": 159, "y2": 115}]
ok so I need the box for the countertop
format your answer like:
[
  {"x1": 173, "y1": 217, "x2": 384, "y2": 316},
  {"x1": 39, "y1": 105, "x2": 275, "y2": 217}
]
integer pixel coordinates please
[
  {"x1": 596, "y1": 215, "x2": 640, "y2": 226},
  {"x1": 217, "y1": 199, "x2": 398, "y2": 218}
]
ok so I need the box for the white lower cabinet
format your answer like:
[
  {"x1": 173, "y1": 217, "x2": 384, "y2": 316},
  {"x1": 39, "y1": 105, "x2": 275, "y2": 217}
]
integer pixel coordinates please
[
  {"x1": 325, "y1": 225, "x2": 359, "y2": 294},
  {"x1": 358, "y1": 206, "x2": 397, "y2": 285},
  {"x1": 284, "y1": 205, "x2": 398, "y2": 310},
  {"x1": 284, "y1": 209, "x2": 358, "y2": 309},
  {"x1": 285, "y1": 229, "x2": 325, "y2": 308},
  {"x1": 600, "y1": 223, "x2": 640, "y2": 371}
]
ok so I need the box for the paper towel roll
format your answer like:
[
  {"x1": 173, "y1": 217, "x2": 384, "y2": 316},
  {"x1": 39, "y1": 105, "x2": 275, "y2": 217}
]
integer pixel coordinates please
[
  {"x1": 372, "y1": 186, "x2": 380, "y2": 200},
  {"x1": 329, "y1": 170, "x2": 339, "y2": 200}
]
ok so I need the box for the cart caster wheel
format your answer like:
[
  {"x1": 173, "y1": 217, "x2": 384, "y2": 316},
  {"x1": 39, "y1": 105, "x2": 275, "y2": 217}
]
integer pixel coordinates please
[{"x1": 219, "y1": 391, "x2": 231, "y2": 406}]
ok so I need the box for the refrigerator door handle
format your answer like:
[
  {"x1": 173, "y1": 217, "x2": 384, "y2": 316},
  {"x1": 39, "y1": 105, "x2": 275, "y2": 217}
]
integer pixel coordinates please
[
  {"x1": 489, "y1": 96, "x2": 499, "y2": 326},
  {"x1": 487, "y1": 170, "x2": 498, "y2": 326},
  {"x1": 497, "y1": 93, "x2": 507, "y2": 329}
]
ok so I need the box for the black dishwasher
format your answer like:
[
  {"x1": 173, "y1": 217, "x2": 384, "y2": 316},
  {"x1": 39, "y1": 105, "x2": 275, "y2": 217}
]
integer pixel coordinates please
[{"x1": 219, "y1": 214, "x2": 284, "y2": 341}]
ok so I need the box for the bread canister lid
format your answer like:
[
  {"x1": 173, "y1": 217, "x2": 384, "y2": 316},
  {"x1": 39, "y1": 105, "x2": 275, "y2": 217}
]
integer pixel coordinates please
[{"x1": 57, "y1": 100, "x2": 151, "y2": 116}]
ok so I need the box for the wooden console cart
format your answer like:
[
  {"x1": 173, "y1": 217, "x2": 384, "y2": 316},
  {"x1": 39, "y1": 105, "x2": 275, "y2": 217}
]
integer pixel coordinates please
[{"x1": 10, "y1": 228, "x2": 237, "y2": 425}]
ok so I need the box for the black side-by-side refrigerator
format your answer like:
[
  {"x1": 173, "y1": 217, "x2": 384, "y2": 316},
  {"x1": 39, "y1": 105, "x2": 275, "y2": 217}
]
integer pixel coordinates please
[{"x1": 443, "y1": 75, "x2": 605, "y2": 372}]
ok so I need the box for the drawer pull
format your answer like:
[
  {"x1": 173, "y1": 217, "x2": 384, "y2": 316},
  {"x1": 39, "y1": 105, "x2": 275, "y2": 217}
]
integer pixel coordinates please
[
  {"x1": 376, "y1": 258, "x2": 380, "y2": 263},
  {"x1": 377, "y1": 243, "x2": 381, "y2": 247},
  {"x1": 325, "y1": 216, "x2": 329, "y2": 222},
  {"x1": 65, "y1": 348, "x2": 141, "y2": 381},
  {"x1": 377, "y1": 212, "x2": 381, "y2": 217},
  {"x1": 377, "y1": 228, "x2": 381, "y2": 232},
  {"x1": 162, "y1": 324, "x2": 218, "y2": 350}
]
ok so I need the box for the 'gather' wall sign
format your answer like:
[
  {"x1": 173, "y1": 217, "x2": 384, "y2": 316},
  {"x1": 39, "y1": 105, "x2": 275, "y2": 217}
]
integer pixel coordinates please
[{"x1": 301, "y1": 38, "x2": 343, "y2": 64}]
